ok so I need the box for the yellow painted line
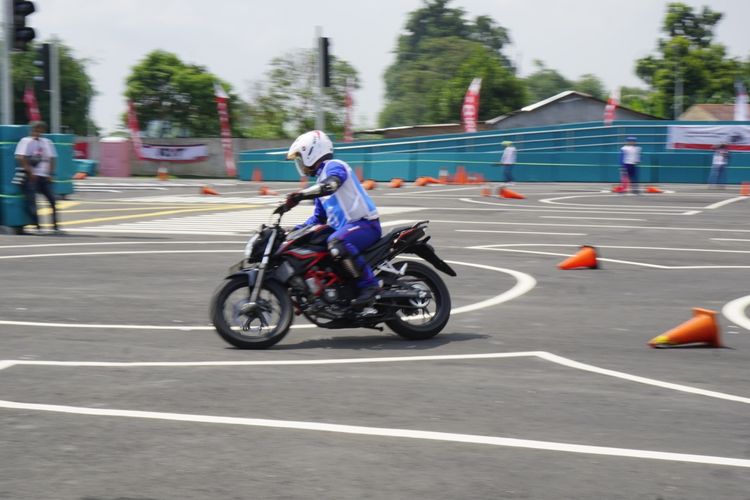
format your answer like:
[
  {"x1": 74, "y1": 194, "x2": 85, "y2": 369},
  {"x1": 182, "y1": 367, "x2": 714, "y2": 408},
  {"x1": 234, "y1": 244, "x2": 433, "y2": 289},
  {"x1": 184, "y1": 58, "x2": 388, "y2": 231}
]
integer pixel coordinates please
[
  {"x1": 37, "y1": 201, "x2": 80, "y2": 216},
  {"x1": 55, "y1": 205, "x2": 245, "y2": 214},
  {"x1": 58, "y1": 205, "x2": 261, "y2": 227}
]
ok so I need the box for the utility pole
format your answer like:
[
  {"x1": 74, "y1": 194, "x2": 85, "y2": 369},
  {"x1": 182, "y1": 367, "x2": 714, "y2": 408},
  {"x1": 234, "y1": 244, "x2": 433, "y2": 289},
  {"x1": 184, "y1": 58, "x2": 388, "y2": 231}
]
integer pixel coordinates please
[
  {"x1": 315, "y1": 26, "x2": 324, "y2": 131},
  {"x1": 50, "y1": 40, "x2": 59, "y2": 132},
  {"x1": 2, "y1": 0, "x2": 13, "y2": 124}
]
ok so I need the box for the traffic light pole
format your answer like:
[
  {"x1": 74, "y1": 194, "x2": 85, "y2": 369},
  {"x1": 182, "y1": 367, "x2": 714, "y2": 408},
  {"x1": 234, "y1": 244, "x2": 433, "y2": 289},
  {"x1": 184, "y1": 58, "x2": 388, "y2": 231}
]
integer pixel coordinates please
[
  {"x1": 2, "y1": 0, "x2": 13, "y2": 124},
  {"x1": 315, "y1": 26, "x2": 324, "y2": 132}
]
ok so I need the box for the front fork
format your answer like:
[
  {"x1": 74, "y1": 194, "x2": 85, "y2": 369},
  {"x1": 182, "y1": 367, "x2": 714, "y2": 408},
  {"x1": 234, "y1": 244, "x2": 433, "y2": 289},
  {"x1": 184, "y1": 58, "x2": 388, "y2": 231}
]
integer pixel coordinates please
[{"x1": 239, "y1": 230, "x2": 278, "y2": 315}]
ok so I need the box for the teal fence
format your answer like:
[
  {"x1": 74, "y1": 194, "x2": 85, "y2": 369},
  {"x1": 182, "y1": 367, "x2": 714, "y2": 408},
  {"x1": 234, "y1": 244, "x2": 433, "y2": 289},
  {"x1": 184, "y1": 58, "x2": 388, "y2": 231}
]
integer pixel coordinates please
[
  {"x1": 238, "y1": 120, "x2": 750, "y2": 184},
  {"x1": 0, "y1": 125, "x2": 74, "y2": 228}
]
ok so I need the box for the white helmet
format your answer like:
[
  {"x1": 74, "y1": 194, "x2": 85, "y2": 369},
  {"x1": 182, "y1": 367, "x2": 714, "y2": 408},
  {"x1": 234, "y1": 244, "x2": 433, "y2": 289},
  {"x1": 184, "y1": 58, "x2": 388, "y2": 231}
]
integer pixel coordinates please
[{"x1": 286, "y1": 130, "x2": 334, "y2": 176}]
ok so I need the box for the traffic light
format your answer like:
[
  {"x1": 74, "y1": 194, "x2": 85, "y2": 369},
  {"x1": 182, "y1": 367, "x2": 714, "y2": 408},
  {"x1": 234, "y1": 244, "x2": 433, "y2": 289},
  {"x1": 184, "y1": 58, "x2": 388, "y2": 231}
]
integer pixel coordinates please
[
  {"x1": 33, "y1": 43, "x2": 51, "y2": 93},
  {"x1": 12, "y1": 0, "x2": 36, "y2": 51},
  {"x1": 319, "y1": 37, "x2": 331, "y2": 88}
]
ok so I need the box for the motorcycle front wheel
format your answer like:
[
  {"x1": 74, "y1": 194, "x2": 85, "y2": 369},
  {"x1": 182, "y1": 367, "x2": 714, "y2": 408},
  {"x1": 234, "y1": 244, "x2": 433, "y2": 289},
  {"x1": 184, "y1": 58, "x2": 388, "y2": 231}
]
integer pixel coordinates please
[
  {"x1": 385, "y1": 261, "x2": 451, "y2": 340},
  {"x1": 210, "y1": 277, "x2": 293, "y2": 349}
]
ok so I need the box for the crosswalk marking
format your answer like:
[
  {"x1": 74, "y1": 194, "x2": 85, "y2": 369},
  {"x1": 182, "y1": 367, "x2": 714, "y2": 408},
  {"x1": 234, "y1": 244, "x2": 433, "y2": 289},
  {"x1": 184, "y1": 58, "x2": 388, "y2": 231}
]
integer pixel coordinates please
[{"x1": 70, "y1": 206, "x2": 425, "y2": 236}]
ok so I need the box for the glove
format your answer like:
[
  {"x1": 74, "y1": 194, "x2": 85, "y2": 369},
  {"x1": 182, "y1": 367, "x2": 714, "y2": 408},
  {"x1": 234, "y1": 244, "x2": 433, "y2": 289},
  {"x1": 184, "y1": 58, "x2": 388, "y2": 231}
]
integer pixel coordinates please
[
  {"x1": 274, "y1": 192, "x2": 303, "y2": 215},
  {"x1": 285, "y1": 191, "x2": 303, "y2": 209}
]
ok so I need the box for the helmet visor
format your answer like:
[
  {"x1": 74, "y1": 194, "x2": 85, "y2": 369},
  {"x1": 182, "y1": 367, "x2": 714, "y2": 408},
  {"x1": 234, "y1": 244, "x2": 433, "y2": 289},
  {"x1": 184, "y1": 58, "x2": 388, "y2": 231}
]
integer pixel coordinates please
[{"x1": 293, "y1": 156, "x2": 308, "y2": 177}]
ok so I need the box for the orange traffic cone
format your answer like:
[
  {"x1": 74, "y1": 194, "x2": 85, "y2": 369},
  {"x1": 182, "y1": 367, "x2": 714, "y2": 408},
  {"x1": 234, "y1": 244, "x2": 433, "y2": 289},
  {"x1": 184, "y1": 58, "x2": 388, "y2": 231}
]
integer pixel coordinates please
[
  {"x1": 157, "y1": 166, "x2": 169, "y2": 181},
  {"x1": 453, "y1": 166, "x2": 468, "y2": 185},
  {"x1": 258, "y1": 185, "x2": 279, "y2": 196},
  {"x1": 73, "y1": 172, "x2": 87, "y2": 180},
  {"x1": 252, "y1": 169, "x2": 263, "y2": 182},
  {"x1": 558, "y1": 245, "x2": 598, "y2": 270},
  {"x1": 646, "y1": 186, "x2": 664, "y2": 194},
  {"x1": 389, "y1": 178, "x2": 404, "y2": 188},
  {"x1": 201, "y1": 185, "x2": 220, "y2": 196},
  {"x1": 741, "y1": 182, "x2": 750, "y2": 196},
  {"x1": 414, "y1": 177, "x2": 428, "y2": 187},
  {"x1": 648, "y1": 308, "x2": 722, "y2": 348},
  {"x1": 500, "y1": 187, "x2": 525, "y2": 199},
  {"x1": 355, "y1": 167, "x2": 364, "y2": 182},
  {"x1": 361, "y1": 179, "x2": 376, "y2": 190},
  {"x1": 612, "y1": 184, "x2": 626, "y2": 193},
  {"x1": 480, "y1": 186, "x2": 491, "y2": 197}
]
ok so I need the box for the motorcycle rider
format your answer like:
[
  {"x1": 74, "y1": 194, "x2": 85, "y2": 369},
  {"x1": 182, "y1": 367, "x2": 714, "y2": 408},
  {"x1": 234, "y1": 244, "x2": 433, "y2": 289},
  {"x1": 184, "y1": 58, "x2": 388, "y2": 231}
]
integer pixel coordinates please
[{"x1": 282, "y1": 130, "x2": 382, "y2": 307}]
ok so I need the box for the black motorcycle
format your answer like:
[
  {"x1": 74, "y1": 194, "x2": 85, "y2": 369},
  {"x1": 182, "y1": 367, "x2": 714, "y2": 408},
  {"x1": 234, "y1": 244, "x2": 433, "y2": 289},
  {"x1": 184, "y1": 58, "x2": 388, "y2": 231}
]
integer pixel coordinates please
[{"x1": 210, "y1": 204, "x2": 456, "y2": 349}]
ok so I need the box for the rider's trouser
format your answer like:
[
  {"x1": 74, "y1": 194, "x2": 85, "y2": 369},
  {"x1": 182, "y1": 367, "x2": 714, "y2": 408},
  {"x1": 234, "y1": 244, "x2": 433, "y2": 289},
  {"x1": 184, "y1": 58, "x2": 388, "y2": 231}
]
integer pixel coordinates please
[{"x1": 328, "y1": 218, "x2": 381, "y2": 289}]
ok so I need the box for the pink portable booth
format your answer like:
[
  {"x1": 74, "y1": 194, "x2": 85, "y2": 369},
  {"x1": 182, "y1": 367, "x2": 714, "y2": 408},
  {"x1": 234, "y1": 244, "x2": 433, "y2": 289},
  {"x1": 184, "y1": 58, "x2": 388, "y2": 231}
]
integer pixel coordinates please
[{"x1": 99, "y1": 137, "x2": 131, "y2": 177}]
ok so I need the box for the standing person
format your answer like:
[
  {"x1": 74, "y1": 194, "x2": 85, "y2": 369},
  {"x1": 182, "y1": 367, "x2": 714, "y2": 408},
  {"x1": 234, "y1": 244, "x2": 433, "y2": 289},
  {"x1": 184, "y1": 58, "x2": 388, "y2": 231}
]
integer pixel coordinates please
[
  {"x1": 14, "y1": 121, "x2": 60, "y2": 234},
  {"x1": 282, "y1": 130, "x2": 382, "y2": 307},
  {"x1": 619, "y1": 136, "x2": 641, "y2": 194},
  {"x1": 708, "y1": 143, "x2": 729, "y2": 188},
  {"x1": 500, "y1": 140, "x2": 517, "y2": 185}
]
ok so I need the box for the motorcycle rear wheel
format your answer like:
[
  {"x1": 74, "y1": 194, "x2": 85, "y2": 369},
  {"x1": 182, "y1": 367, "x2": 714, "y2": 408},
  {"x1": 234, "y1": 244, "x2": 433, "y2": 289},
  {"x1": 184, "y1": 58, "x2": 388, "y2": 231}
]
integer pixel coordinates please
[
  {"x1": 210, "y1": 277, "x2": 293, "y2": 349},
  {"x1": 385, "y1": 261, "x2": 451, "y2": 340}
]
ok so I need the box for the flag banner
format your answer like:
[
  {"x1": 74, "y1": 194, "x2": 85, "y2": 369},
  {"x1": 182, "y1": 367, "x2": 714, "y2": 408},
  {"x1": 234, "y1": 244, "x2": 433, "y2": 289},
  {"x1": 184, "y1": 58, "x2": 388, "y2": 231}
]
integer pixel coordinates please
[
  {"x1": 140, "y1": 144, "x2": 209, "y2": 163},
  {"x1": 735, "y1": 81, "x2": 749, "y2": 121},
  {"x1": 462, "y1": 78, "x2": 482, "y2": 133},
  {"x1": 127, "y1": 100, "x2": 144, "y2": 160},
  {"x1": 603, "y1": 87, "x2": 620, "y2": 126},
  {"x1": 667, "y1": 125, "x2": 750, "y2": 151},
  {"x1": 344, "y1": 78, "x2": 354, "y2": 142},
  {"x1": 214, "y1": 83, "x2": 236, "y2": 177},
  {"x1": 23, "y1": 84, "x2": 41, "y2": 121}
]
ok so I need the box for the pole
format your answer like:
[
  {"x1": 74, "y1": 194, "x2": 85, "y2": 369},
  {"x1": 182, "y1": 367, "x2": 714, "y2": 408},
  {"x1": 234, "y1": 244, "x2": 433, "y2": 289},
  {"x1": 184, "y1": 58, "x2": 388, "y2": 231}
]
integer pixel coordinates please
[
  {"x1": 2, "y1": 0, "x2": 13, "y2": 124},
  {"x1": 50, "y1": 41, "x2": 60, "y2": 132},
  {"x1": 674, "y1": 64, "x2": 683, "y2": 119},
  {"x1": 315, "y1": 26, "x2": 324, "y2": 131}
]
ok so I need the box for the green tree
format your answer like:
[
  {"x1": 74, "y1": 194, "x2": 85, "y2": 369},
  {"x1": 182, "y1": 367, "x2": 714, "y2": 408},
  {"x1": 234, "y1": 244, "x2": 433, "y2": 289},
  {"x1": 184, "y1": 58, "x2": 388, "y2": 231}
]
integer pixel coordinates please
[
  {"x1": 619, "y1": 86, "x2": 658, "y2": 116},
  {"x1": 246, "y1": 49, "x2": 359, "y2": 139},
  {"x1": 635, "y1": 2, "x2": 742, "y2": 118},
  {"x1": 124, "y1": 50, "x2": 242, "y2": 137},
  {"x1": 12, "y1": 40, "x2": 96, "y2": 135},
  {"x1": 573, "y1": 73, "x2": 606, "y2": 100},
  {"x1": 522, "y1": 60, "x2": 571, "y2": 104},
  {"x1": 381, "y1": 0, "x2": 523, "y2": 127}
]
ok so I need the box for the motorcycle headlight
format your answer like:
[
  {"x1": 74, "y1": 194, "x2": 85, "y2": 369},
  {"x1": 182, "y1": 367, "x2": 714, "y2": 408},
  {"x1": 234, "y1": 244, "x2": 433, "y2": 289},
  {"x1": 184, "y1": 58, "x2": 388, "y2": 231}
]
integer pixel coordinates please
[{"x1": 244, "y1": 232, "x2": 260, "y2": 258}]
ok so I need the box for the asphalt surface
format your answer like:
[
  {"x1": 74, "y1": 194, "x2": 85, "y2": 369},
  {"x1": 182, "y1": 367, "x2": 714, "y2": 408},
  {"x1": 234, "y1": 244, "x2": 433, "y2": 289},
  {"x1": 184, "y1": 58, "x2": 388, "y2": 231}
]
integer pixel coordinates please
[{"x1": 1, "y1": 178, "x2": 749, "y2": 500}]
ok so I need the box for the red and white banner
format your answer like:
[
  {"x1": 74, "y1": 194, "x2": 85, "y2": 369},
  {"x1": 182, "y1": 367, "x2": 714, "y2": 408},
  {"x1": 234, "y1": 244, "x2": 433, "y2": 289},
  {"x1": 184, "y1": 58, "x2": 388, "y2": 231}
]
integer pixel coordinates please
[
  {"x1": 667, "y1": 125, "x2": 750, "y2": 151},
  {"x1": 214, "y1": 83, "x2": 236, "y2": 177},
  {"x1": 735, "y1": 81, "x2": 748, "y2": 121},
  {"x1": 23, "y1": 84, "x2": 41, "y2": 122},
  {"x1": 140, "y1": 144, "x2": 209, "y2": 163},
  {"x1": 127, "y1": 100, "x2": 144, "y2": 160},
  {"x1": 603, "y1": 87, "x2": 620, "y2": 126},
  {"x1": 461, "y1": 78, "x2": 482, "y2": 133},
  {"x1": 343, "y1": 78, "x2": 354, "y2": 142}
]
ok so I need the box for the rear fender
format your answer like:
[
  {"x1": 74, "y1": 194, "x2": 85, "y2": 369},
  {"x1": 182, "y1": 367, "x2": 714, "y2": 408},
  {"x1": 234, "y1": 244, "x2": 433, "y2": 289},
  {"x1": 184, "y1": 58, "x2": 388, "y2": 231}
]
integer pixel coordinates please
[{"x1": 408, "y1": 242, "x2": 457, "y2": 277}]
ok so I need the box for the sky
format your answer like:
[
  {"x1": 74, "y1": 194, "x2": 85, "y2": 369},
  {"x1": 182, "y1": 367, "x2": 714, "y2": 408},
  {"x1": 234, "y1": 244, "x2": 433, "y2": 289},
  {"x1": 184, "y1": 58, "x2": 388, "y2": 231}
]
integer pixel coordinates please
[{"x1": 30, "y1": 0, "x2": 750, "y2": 135}]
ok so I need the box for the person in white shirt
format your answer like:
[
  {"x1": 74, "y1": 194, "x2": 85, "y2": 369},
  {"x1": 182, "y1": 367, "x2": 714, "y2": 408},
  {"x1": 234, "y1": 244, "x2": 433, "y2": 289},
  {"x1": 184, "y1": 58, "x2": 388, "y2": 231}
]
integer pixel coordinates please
[
  {"x1": 500, "y1": 140, "x2": 517, "y2": 184},
  {"x1": 708, "y1": 143, "x2": 729, "y2": 188},
  {"x1": 619, "y1": 136, "x2": 641, "y2": 194},
  {"x1": 14, "y1": 121, "x2": 60, "y2": 234}
]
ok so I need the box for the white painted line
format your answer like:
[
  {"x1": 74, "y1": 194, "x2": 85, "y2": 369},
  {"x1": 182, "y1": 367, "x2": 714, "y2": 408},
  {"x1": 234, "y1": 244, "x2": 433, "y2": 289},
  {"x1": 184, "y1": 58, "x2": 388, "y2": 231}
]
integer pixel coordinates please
[
  {"x1": 539, "y1": 194, "x2": 700, "y2": 209},
  {"x1": 722, "y1": 295, "x2": 750, "y2": 332},
  {"x1": 0, "y1": 257, "x2": 536, "y2": 330},
  {"x1": 459, "y1": 198, "x2": 688, "y2": 215},
  {"x1": 386, "y1": 186, "x2": 479, "y2": 196},
  {"x1": 711, "y1": 238, "x2": 750, "y2": 242},
  {"x1": 539, "y1": 216, "x2": 646, "y2": 221},
  {"x1": 535, "y1": 352, "x2": 750, "y2": 405},
  {"x1": 683, "y1": 210, "x2": 702, "y2": 215},
  {"x1": 0, "y1": 250, "x2": 239, "y2": 260},
  {"x1": 0, "y1": 399, "x2": 748, "y2": 468},
  {"x1": 431, "y1": 219, "x2": 750, "y2": 234},
  {"x1": 704, "y1": 197, "x2": 746, "y2": 209},
  {"x1": 0, "y1": 241, "x2": 244, "y2": 250},
  {"x1": 456, "y1": 229, "x2": 587, "y2": 236},
  {"x1": 468, "y1": 244, "x2": 750, "y2": 270},
  {"x1": 4, "y1": 351, "x2": 747, "y2": 404}
]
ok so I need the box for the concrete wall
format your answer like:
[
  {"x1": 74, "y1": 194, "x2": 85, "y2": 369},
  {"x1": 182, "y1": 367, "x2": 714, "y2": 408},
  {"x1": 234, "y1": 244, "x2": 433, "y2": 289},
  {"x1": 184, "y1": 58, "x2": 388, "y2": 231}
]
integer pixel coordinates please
[{"x1": 75, "y1": 137, "x2": 289, "y2": 178}]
